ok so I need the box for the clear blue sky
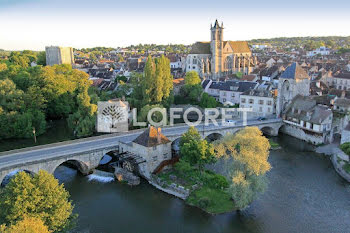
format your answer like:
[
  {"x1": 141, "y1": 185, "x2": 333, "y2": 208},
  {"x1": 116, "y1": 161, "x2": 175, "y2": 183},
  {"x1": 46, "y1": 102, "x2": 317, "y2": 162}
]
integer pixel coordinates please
[{"x1": 0, "y1": 0, "x2": 349, "y2": 50}]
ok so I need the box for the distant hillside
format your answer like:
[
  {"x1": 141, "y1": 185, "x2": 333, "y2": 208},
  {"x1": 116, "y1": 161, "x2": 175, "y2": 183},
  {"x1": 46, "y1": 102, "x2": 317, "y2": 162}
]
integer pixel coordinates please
[{"x1": 249, "y1": 36, "x2": 350, "y2": 51}]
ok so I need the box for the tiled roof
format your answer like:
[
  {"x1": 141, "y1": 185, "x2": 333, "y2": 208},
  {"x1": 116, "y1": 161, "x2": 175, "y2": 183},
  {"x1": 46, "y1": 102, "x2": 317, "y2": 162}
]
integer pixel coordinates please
[
  {"x1": 133, "y1": 126, "x2": 171, "y2": 147},
  {"x1": 228, "y1": 41, "x2": 251, "y2": 54},
  {"x1": 280, "y1": 62, "x2": 310, "y2": 80},
  {"x1": 189, "y1": 42, "x2": 211, "y2": 54}
]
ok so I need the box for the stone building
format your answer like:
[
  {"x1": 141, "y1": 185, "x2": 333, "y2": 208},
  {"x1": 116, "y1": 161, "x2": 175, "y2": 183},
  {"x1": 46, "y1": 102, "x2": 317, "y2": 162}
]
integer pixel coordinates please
[
  {"x1": 276, "y1": 62, "x2": 311, "y2": 117},
  {"x1": 186, "y1": 20, "x2": 257, "y2": 80},
  {"x1": 281, "y1": 95, "x2": 333, "y2": 144},
  {"x1": 119, "y1": 126, "x2": 172, "y2": 179},
  {"x1": 96, "y1": 99, "x2": 129, "y2": 133},
  {"x1": 240, "y1": 89, "x2": 276, "y2": 117},
  {"x1": 45, "y1": 46, "x2": 75, "y2": 66}
]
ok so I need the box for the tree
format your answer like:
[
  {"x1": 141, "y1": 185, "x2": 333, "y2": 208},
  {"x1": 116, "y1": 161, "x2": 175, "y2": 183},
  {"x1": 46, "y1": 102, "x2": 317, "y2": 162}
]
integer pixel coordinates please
[
  {"x1": 141, "y1": 55, "x2": 173, "y2": 105},
  {"x1": 179, "y1": 126, "x2": 201, "y2": 147},
  {"x1": 0, "y1": 216, "x2": 50, "y2": 233},
  {"x1": 36, "y1": 51, "x2": 46, "y2": 66},
  {"x1": 137, "y1": 104, "x2": 164, "y2": 126},
  {"x1": 214, "y1": 127, "x2": 271, "y2": 209},
  {"x1": 180, "y1": 127, "x2": 216, "y2": 172},
  {"x1": 214, "y1": 127, "x2": 271, "y2": 175},
  {"x1": 0, "y1": 170, "x2": 74, "y2": 232},
  {"x1": 199, "y1": 93, "x2": 218, "y2": 108},
  {"x1": 184, "y1": 71, "x2": 201, "y2": 86}
]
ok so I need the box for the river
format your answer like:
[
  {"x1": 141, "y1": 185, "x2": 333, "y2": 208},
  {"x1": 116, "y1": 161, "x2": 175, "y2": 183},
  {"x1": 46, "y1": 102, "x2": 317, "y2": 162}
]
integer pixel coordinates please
[{"x1": 53, "y1": 135, "x2": 350, "y2": 233}]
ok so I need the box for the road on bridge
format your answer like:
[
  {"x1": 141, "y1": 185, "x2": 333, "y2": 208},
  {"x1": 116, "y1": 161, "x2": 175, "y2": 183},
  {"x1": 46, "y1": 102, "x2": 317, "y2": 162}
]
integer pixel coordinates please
[{"x1": 0, "y1": 118, "x2": 281, "y2": 170}]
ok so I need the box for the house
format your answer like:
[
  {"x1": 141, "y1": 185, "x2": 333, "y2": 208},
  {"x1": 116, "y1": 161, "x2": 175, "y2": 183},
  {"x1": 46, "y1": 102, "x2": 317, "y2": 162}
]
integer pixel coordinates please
[
  {"x1": 333, "y1": 98, "x2": 350, "y2": 113},
  {"x1": 203, "y1": 80, "x2": 258, "y2": 105},
  {"x1": 119, "y1": 126, "x2": 172, "y2": 178},
  {"x1": 240, "y1": 89, "x2": 276, "y2": 117},
  {"x1": 173, "y1": 78, "x2": 185, "y2": 95},
  {"x1": 326, "y1": 72, "x2": 350, "y2": 90},
  {"x1": 307, "y1": 47, "x2": 330, "y2": 57},
  {"x1": 281, "y1": 95, "x2": 333, "y2": 144}
]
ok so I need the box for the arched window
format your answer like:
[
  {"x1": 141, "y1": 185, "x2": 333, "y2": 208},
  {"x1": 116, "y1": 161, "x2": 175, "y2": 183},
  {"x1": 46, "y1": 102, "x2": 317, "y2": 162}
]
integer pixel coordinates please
[{"x1": 224, "y1": 57, "x2": 232, "y2": 70}]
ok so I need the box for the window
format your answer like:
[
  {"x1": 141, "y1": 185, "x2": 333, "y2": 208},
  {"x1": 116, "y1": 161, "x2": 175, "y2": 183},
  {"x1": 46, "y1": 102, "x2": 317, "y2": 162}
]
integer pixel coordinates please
[
  {"x1": 267, "y1": 100, "x2": 272, "y2": 105},
  {"x1": 223, "y1": 98, "x2": 226, "y2": 102},
  {"x1": 241, "y1": 98, "x2": 246, "y2": 103},
  {"x1": 259, "y1": 100, "x2": 264, "y2": 105},
  {"x1": 153, "y1": 156, "x2": 158, "y2": 162},
  {"x1": 259, "y1": 107, "x2": 262, "y2": 112},
  {"x1": 249, "y1": 99, "x2": 254, "y2": 104},
  {"x1": 223, "y1": 92, "x2": 226, "y2": 96},
  {"x1": 192, "y1": 66, "x2": 195, "y2": 69},
  {"x1": 268, "y1": 107, "x2": 271, "y2": 112},
  {"x1": 163, "y1": 153, "x2": 168, "y2": 159}
]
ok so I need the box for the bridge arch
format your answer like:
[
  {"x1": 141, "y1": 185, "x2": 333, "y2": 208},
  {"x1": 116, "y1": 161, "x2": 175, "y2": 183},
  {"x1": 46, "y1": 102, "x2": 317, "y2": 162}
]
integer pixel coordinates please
[
  {"x1": 53, "y1": 159, "x2": 91, "y2": 178},
  {"x1": 205, "y1": 133, "x2": 223, "y2": 142},
  {"x1": 171, "y1": 137, "x2": 182, "y2": 157},
  {"x1": 1, "y1": 169, "x2": 36, "y2": 187}
]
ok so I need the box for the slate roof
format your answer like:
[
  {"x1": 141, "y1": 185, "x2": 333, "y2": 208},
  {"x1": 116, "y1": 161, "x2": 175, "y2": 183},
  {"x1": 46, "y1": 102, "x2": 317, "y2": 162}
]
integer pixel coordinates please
[
  {"x1": 334, "y1": 98, "x2": 350, "y2": 108},
  {"x1": 133, "y1": 126, "x2": 171, "y2": 147},
  {"x1": 280, "y1": 62, "x2": 310, "y2": 80},
  {"x1": 285, "y1": 95, "x2": 332, "y2": 124},
  {"x1": 333, "y1": 72, "x2": 350, "y2": 79},
  {"x1": 189, "y1": 42, "x2": 211, "y2": 54},
  {"x1": 209, "y1": 80, "x2": 257, "y2": 92}
]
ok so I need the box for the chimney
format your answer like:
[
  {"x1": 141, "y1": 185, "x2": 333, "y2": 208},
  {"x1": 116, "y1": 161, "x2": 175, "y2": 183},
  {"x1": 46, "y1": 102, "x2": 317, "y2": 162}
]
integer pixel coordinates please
[{"x1": 157, "y1": 128, "x2": 161, "y2": 144}]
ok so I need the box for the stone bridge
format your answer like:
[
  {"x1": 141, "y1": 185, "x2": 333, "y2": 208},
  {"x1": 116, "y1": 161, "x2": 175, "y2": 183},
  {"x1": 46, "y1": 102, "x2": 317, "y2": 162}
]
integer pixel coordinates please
[{"x1": 0, "y1": 119, "x2": 282, "y2": 184}]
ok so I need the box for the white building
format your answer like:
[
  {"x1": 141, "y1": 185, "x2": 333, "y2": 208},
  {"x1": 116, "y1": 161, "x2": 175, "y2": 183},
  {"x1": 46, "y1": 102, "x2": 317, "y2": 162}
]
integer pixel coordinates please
[
  {"x1": 325, "y1": 72, "x2": 350, "y2": 90},
  {"x1": 202, "y1": 79, "x2": 258, "y2": 105},
  {"x1": 240, "y1": 89, "x2": 276, "y2": 117},
  {"x1": 307, "y1": 46, "x2": 330, "y2": 57}
]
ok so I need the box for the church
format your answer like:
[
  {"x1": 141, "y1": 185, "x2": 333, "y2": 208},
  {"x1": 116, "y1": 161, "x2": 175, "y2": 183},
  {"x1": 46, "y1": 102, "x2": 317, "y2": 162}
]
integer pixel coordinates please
[{"x1": 186, "y1": 20, "x2": 257, "y2": 80}]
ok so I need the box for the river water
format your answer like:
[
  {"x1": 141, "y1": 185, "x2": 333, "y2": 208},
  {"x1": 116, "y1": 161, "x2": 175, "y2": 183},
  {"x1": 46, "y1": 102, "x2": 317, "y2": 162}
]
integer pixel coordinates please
[{"x1": 54, "y1": 135, "x2": 350, "y2": 233}]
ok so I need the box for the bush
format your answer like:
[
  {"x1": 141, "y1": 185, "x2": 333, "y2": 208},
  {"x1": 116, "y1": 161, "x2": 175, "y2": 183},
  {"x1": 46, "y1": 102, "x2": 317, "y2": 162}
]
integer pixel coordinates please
[
  {"x1": 197, "y1": 197, "x2": 211, "y2": 208},
  {"x1": 202, "y1": 172, "x2": 229, "y2": 189},
  {"x1": 340, "y1": 142, "x2": 350, "y2": 155}
]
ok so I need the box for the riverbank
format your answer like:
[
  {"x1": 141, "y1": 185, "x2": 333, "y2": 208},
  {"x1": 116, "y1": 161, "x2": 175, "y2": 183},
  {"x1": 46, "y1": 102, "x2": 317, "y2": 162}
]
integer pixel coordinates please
[{"x1": 316, "y1": 143, "x2": 350, "y2": 183}]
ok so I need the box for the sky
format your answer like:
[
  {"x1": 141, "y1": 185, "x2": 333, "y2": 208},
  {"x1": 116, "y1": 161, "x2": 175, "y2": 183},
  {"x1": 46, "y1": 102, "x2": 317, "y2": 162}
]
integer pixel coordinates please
[{"x1": 0, "y1": 0, "x2": 349, "y2": 50}]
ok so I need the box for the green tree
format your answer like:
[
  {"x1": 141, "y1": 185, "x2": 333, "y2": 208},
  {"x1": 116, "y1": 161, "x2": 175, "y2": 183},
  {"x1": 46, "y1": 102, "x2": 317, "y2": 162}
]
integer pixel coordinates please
[
  {"x1": 179, "y1": 126, "x2": 201, "y2": 147},
  {"x1": 184, "y1": 71, "x2": 201, "y2": 86},
  {"x1": 199, "y1": 93, "x2": 218, "y2": 108},
  {"x1": 0, "y1": 170, "x2": 74, "y2": 232},
  {"x1": 137, "y1": 104, "x2": 165, "y2": 126},
  {"x1": 180, "y1": 127, "x2": 216, "y2": 172},
  {"x1": 36, "y1": 51, "x2": 46, "y2": 66}
]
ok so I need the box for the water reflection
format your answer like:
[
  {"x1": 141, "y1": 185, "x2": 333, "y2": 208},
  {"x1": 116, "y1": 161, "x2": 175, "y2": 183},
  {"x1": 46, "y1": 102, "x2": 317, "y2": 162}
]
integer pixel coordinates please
[{"x1": 54, "y1": 135, "x2": 350, "y2": 233}]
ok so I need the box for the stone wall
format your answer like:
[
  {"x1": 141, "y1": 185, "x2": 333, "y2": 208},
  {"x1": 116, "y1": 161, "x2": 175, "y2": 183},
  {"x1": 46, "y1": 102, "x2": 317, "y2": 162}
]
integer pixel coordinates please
[
  {"x1": 150, "y1": 176, "x2": 190, "y2": 200},
  {"x1": 281, "y1": 124, "x2": 324, "y2": 145}
]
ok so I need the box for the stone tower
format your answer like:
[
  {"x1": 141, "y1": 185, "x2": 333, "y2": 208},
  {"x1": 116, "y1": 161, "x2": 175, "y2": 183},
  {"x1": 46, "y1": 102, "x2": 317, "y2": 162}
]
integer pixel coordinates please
[
  {"x1": 276, "y1": 63, "x2": 311, "y2": 117},
  {"x1": 210, "y1": 20, "x2": 224, "y2": 78}
]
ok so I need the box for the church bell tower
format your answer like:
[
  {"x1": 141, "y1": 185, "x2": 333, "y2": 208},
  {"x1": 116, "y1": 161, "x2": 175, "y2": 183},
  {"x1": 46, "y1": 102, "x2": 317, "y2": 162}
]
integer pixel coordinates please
[{"x1": 210, "y1": 19, "x2": 224, "y2": 78}]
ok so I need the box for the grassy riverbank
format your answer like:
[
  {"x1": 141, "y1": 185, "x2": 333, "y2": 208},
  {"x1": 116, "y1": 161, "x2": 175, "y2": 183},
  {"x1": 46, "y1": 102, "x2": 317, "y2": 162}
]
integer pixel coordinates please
[{"x1": 158, "y1": 162, "x2": 236, "y2": 214}]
